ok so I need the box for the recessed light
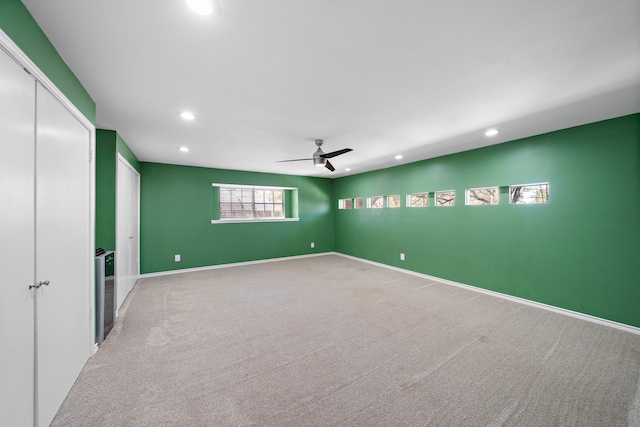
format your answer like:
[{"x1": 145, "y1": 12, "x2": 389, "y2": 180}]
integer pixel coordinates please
[
  {"x1": 180, "y1": 111, "x2": 195, "y2": 120},
  {"x1": 485, "y1": 128, "x2": 499, "y2": 137},
  {"x1": 179, "y1": 147, "x2": 189, "y2": 152},
  {"x1": 345, "y1": 168, "x2": 351, "y2": 172},
  {"x1": 185, "y1": 0, "x2": 213, "y2": 15},
  {"x1": 395, "y1": 154, "x2": 403, "y2": 160}
]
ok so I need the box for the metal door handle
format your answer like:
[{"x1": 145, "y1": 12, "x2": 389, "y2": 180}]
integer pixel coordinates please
[{"x1": 29, "y1": 280, "x2": 49, "y2": 290}]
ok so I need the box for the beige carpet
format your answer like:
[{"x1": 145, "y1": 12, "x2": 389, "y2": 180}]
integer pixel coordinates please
[{"x1": 53, "y1": 255, "x2": 640, "y2": 426}]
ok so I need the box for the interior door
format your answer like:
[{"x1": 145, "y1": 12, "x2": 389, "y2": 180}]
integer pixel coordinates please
[
  {"x1": 35, "y1": 83, "x2": 92, "y2": 427},
  {"x1": 116, "y1": 156, "x2": 140, "y2": 313},
  {"x1": 0, "y1": 47, "x2": 36, "y2": 427}
]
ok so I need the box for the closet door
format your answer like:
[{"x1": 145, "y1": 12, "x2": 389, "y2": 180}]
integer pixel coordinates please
[
  {"x1": 35, "y1": 84, "x2": 92, "y2": 426},
  {"x1": 0, "y1": 48, "x2": 36, "y2": 427},
  {"x1": 116, "y1": 156, "x2": 139, "y2": 312}
]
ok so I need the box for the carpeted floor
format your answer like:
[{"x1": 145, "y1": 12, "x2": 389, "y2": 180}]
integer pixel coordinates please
[{"x1": 53, "y1": 255, "x2": 640, "y2": 426}]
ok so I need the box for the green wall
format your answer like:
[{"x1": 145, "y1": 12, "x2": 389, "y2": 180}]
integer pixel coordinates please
[
  {"x1": 95, "y1": 129, "x2": 140, "y2": 251},
  {"x1": 334, "y1": 114, "x2": 640, "y2": 328},
  {"x1": 140, "y1": 163, "x2": 334, "y2": 274},
  {"x1": 0, "y1": 0, "x2": 95, "y2": 123}
]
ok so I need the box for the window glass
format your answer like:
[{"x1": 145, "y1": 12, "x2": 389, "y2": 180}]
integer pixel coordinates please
[
  {"x1": 338, "y1": 198, "x2": 353, "y2": 209},
  {"x1": 435, "y1": 190, "x2": 455, "y2": 206},
  {"x1": 407, "y1": 192, "x2": 429, "y2": 207},
  {"x1": 510, "y1": 183, "x2": 549, "y2": 204},
  {"x1": 219, "y1": 187, "x2": 284, "y2": 219},
  {"x1": 466, "y1": 187, "x2": 499, "y2": 205},
  {"x1": 368, "y1": 196, "x2": 384, "y2": 208}
]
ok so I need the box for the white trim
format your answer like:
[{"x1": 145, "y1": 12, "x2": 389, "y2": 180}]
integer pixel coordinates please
[
  {"x1": 334, "y1": 253, "x2": 640, "y2": 336},
  {"x1": 212, "y1": 182, "x2": 296, "y2": 191},
  {"x1": 211, "y1": 218, "x2": 299, "y2": 224},
  {"x1": 140, "y1": 252, "x2": 334, "y2": 278}
]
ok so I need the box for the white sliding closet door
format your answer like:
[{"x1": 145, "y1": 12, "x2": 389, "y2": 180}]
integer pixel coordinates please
[
  {"x1": 35, "y1": 84, "x2": 92, "y2": 426},
  {"x1": 0, "y1": 47, "x2": 36, "y2": 427},
  {"x1": 116, "y1": 155, "x2": 139, "y2": 313}
]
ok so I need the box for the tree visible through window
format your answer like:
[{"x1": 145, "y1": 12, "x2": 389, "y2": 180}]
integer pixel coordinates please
[
  {"x1": 220, "y1": 187, "x2": 284, "y2": 219},
  {"x1": 466, "y1": 187, "x2": 499, "y2": 205},
  {"x1": 368, "y1": 196, "x2": 384, "y2": 208},
  {"x1": 387, "y1": 195, "x2": 400, "y2": 208},
  {"x1": 435, "y1": 190, "x2": 455, "y2": 206},
  {"x1": 510, "y1": 183, "x2": 549, "y2": 204},
  {"x1": 408, "y1": 192, "x2": 429, "y2": 207}
]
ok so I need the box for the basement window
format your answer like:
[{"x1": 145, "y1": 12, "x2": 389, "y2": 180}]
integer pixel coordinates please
[
  {"x1": 211, "y1": 183, "x2": 299, "y2": 223},
  {"x1": 435, "y1": 190, "x2": 455, "y2": 206},
  {"x1": 387, "y1": 195, "x2": 401, "y2": 208},
  {"x1": 367, "y1": 196, "x2": 384, "y2": 208},
  {"x1": 354, "y1": 197, "x2": 364, "y2": 209},
  {"x1": 338, "y1": 198, "x2": 353, "y2": 209},
  {"x1": 407, "y1": 192, "x2": 429, "y2": 207},
  {"x1": 466, "y1": 187, "x2": 499, "y2": 205},
  {"x1": 510, "y1": 183, "x2": 549, "y2": 204}
]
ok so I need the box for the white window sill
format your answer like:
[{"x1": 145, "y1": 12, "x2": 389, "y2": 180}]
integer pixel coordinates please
[{"x1": 211, "y1": 218, "x2": 299, "y2": 224}]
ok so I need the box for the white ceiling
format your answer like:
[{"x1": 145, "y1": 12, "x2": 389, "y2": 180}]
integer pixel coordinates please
[{"x1": 22, "y1": 0, "x2": 640, "y2": 178}]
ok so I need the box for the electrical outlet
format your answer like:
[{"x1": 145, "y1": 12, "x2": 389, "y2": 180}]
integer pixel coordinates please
[
  {"x1": 175, "y1": 254, "x2": 181, "y2": 262},
  {"x1": 311, "y1": 242, "x2": 315, "y2": 248},
  {"x1": 400, "y1": 253, "x2": 405, "y2": 261}
]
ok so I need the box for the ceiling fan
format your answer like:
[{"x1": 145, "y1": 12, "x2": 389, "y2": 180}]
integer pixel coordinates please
[{"x1": 277, "y1": 139, "x2": 353, "y2": 171}]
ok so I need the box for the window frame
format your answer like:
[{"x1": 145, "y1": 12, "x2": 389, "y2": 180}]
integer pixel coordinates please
[
  {"x1": 465, "y1": 186, "x2": 500, "y2": 206},
  {"x1": 387, "y1": 195, "x2": 401, "y2": 208},
  {"x1": 509, "y1": 182, "x2": 549, "y2": 204},
  {"x1": 211, "y1": 183, "x2": 299, "y2": 224},
  {"x1": 367, "y1": 196, "x2": 385, "y2": 209},
  {"x1": 407, "y1": 192, "x2": 429, "y2": 208},
  {"x1": 338, "y1": 198, "x2": 353, "y2": 209},
  {"x1": 435, "y1": 190, "x2": 456, "y2": 207}
]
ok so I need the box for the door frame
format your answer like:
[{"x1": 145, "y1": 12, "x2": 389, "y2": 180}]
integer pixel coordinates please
[{"x1": 115, "y1": 153, "x2": 140, "y2": 315}]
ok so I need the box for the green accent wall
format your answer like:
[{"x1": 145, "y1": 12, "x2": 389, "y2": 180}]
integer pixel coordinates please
[
  {"x1": 95, "y1": 130, "x2": 117, "y2": 250},
  {"x1": 95, "y1": 129, "x2": 140, "y2": 251},
  {"x1": 140, "y1": 163, "x2": 334, "y2": 274},
  {"x1": 334, "y1": 113, "x2": 640, "y2": 328},
  {"x1": 0, "y1": 0, "x2": 95, "y2": 123}
]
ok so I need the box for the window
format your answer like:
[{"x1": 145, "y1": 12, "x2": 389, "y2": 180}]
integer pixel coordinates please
[
  {"x1": 368, "y1": 196, "x2": 384, "y2": 208},
  {"x1": 212, "y1": 183, "x2": 298, "y2": 223},
  {"x1": 338, "y1": 198, "x2": 353, "y2": 209},
  {"x1": 510, "y1": 183, "x2": 549, "y2": 204},
  {"x1": 354, "y1": 197, "x2": 364, "y2": 209},
  {"x1": 387, "y1": 195, "x2": 400, "y2": 208},
  {"x1": 466, "y1": 187, "x2": 499, "y2": 205},
  {"x1": 407, "y1": 192, "x2": 429, "y2": 207},
  {"x1": 435, "y1": 190, "x2": 455, "y2": 206}
]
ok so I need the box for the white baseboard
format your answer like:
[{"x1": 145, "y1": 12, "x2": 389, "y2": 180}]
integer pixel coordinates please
[
  {"x1": 139, "y1": 252, "x2": 336, "y2": 279},
  {"x1": 334, "y1": 253, "x2": 640, "y2": 336}
]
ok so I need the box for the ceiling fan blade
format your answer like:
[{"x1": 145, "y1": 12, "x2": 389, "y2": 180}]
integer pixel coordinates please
[
  {"x1": 325, "y1": 160, "x2": 335, "y2": 171},
  {"x1": 275, "y1": 158, "x2": 313, "y2": 163},
  {"x1": 320, "y1": 148, "x2": 353, "y2": 159}
]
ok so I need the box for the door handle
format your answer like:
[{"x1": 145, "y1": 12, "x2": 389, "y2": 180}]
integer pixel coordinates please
[{"x1": 29, "y1": 280, "x2": 50, "y2": 290}]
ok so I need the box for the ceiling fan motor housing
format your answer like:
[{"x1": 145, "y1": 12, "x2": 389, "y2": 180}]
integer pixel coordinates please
[{"x1": 313, "y1": 142, "x2": 326, "y2": 167}]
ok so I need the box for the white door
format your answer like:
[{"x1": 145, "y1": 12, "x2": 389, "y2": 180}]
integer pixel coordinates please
[
  {"x1": 35, "y1": 84, "x2": 92, "y2": 427},
  {"x1": 0, "y1": 47, "x2": 36, "y2": 427},
  {"x1": 116, "y1": 155, "x2": 139, "y2": 313}
]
